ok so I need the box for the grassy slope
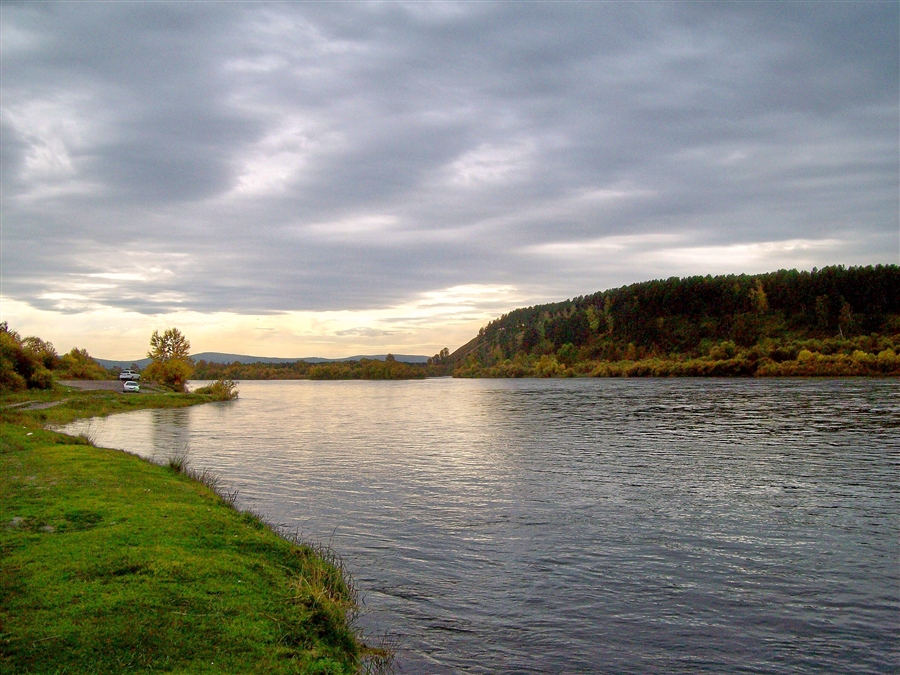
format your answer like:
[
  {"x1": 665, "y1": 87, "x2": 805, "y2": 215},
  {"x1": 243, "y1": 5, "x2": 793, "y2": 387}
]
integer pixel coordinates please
[{"x1": 0, "y1": 389, "x2": 375, "y2": 674}]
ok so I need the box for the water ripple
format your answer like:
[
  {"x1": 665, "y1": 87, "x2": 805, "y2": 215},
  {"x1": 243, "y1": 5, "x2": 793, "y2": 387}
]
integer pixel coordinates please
[{"x1": 58, "y1": 378, "x2": 900, "y2": 674}]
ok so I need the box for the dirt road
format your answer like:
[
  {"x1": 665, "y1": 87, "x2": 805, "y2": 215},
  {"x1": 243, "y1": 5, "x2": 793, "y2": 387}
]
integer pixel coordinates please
[
  {"x1": 57, "y1": 380, "x2": 164, "y2": 392},
  {"x1": 57, "y1": 380, "x2": 126, "y2": 391}
]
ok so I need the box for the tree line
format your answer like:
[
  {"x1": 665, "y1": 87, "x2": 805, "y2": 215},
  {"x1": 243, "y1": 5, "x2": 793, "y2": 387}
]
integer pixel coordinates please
[
  {"x1": 5, "y1": 264, "x2": 896, "y2": 388},
  {"x1": 453, "y1": 265, "x2": 900, "y2": 377},
  {"x1": 193, "y1": 354, "x2": 449, "y2": 381},
  {"x1": 0, "y1": 319, "x2": 452, "y2": 392},
  {"x1": 1, "y1": 324, "x2": 230, "y2": 399},
  {"x1": 0, "y1": 322, "x2": 112, "y2": 390}
]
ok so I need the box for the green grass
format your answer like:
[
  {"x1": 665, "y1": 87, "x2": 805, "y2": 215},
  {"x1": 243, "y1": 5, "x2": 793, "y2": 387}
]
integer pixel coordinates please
[
  {"x1": 0, "y1": 389, "x2": 390, "y2": 674},
  {"x1": 2, "y1": 388, "x2": 215, "y2": 428}
]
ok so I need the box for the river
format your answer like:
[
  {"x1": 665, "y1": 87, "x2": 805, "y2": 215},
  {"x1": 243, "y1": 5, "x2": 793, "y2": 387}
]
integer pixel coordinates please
[{"x1": 58, "y1": 378, "x2": 899, "y2": 673}]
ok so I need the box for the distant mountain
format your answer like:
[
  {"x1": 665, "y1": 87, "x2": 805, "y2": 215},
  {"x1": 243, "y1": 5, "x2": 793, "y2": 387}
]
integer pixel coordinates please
[
  {"x1": 193, "y1": 352, "x2": 319, "y2": 365},
  {"x1": 192, "y1": 352, "x2": 430, "y2": 365},
  {"x1": 94, "y1": 357, "x2": 154, "y2": 370},
  {"x1": 94, "y1": 352, "x2": 429, "y2": 370}
]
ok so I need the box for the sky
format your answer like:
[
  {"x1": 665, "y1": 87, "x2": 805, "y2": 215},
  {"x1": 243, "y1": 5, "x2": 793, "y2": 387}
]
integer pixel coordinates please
[{"x1": 1, "y1": 1, "x2": 898, "y2": 360}]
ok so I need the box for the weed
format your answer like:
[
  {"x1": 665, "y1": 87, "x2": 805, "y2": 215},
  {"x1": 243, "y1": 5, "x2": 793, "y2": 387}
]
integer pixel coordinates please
[
  {"x1": 165, "y1": 445, "x2": 190, "y2": 473},
  {"x1": 358, "y1": 633, "x2": 398, "y2": 675},
  {"x1": 76, "y1": 421, "x2": 97, "y2": 446},
  {"x1": 189, "y1": 466, "x2": 222, "y2": 493},
  {"x1": 164, "y1": 448, "x2": 228, "y2": 498}
]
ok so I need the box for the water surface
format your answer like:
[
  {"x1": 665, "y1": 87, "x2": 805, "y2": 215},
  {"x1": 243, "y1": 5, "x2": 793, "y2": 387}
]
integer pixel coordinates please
[{"x1": 60, "y1": 378, "x2": 899, "y2": 673}]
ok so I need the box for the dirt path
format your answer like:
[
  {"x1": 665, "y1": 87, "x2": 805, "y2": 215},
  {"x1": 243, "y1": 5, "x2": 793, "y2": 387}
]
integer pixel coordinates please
[
  {"x1": 57, "y1": 380, "x2": 166, "y2": 393},
  {"x1": 57, "y1": 380, "x2": 126, "y2": 391},
  {"x1": 2, "y1": 399, "x2": 68, "y2": 411}
]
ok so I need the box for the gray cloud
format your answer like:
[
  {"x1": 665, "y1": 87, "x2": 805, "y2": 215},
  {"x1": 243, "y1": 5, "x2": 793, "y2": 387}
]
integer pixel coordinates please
[{"x1": 2, "y1": 1, "x2": 896, "y2": 318}]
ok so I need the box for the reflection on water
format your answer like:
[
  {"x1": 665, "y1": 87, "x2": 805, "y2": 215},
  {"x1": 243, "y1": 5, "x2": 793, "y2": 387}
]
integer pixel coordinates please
[{"x1": 58, "y1": 378, "x2": 900, "y2": 674}]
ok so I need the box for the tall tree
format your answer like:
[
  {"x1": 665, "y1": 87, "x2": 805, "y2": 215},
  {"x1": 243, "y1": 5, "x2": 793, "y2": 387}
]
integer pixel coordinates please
[
  {"x1": 145, "y1": 328, "x2": 194, "y2": 391},
  {"x1": 148, "y1": 328, "x2": 191, "y2": 362}
]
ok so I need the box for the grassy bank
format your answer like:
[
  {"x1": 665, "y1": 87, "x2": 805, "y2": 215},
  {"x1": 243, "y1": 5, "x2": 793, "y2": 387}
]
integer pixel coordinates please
[{"x1": 0, "y1": 388, "x2": 386, "y2": 674}]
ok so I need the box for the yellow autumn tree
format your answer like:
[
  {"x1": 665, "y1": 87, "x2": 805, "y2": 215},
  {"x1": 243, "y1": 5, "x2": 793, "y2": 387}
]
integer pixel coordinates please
[{"x1": 144, "y1": 328, "x2": 194, "y2": 391}]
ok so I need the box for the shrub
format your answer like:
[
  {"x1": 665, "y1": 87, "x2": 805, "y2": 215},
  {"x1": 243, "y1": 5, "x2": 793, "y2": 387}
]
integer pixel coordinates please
[
  {"x1": 708, "y1": 340, "x2": 737, "y2": 360},
  {"x1": 557, "y1": 342, "x2": 578, "y2": 367},
  {"x1": 876, "y1": 348, "x2": 899, "y2": 374},
  {"x1": 144, "y1": 359, "x2": 194, "y2": 392},
  {"x1": 0, "y1": 323, "x2": 53, "y2": 391},
  {"x1": 194, "y1": 378, "x2": 239, "y2": 401},
  {"x1": 57, "y1": 348, "x2": 109, "y2": 379},
  {"x1": 534, "y1": 355, "x2": 564, "y2": 377}
]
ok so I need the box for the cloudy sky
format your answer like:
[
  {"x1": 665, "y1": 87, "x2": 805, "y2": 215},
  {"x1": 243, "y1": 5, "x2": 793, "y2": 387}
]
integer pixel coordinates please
[{"x1": 1, "y1": 2, "x2": 897, "y2": 359}]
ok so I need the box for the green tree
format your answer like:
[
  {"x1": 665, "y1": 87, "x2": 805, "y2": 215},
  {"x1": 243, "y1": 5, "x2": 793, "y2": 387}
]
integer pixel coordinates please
[
  {"x1": 148, "y1": 327, "x2": 191, "y2": 362},
  {"x1": 428, "y1": 347, "x2": 450, "y2": 365},
  {"x1": 58, "y1": 347, "x2": 109, "y2": 380},
  {"x1": 0, "y1": 323, "x2": 54, "y2": 391},
  {"x1": 144, "y1": 328, "x2": 194, "y2": 391},
  {"x1": 557, "y1": 342, "x2": 578, "y2": 367},
  {"x1": 22, "y1": 336, "x2": 59, "y2": 370},
  {"x1": 0, "y1": 323, "x2": 29, "y2": 391}
]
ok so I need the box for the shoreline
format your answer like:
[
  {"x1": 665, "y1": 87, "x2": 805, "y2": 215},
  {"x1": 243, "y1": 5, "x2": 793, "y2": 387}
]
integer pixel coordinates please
[{"x1": 0, "y1": 387, "x2": 389, "y2": 674}]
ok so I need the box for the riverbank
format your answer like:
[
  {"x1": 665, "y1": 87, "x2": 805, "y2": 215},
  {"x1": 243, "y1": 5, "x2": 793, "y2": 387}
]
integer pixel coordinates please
[
  {"x1": 0, "y1": 388, "x2": 387, "y2": 674},
  {"x1": 453, "y1": 340, "x2": 900, "y2": 378}
]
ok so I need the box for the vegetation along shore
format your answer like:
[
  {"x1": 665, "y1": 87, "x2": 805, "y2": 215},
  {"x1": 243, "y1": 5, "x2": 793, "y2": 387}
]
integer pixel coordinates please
[
  {"x1": 0, "y1": 386, "x2": 391, "y2": 674},
  {"x1": 5, "y1": 266, "x2": 896, "y2": 386},
  {"x1": 452, "y1": 264, "x2": 900, "y2": 377},
  {"x1": 191, "y1": 265, "x2": 899, "y2": 379}
]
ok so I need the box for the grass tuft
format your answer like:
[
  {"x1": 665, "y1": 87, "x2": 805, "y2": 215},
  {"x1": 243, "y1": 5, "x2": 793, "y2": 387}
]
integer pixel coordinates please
[
  {"x1": 165, "y1": 444, "x2": 190, "y2": 473},
  {"x1": 75, "y1": 421, "x2": 97, "y2": 446}
]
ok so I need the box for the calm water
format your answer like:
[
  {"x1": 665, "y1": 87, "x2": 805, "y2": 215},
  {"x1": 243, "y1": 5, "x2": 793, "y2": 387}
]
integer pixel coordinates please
[{"x1": 59, "y1": 378, "x2": 899, "y2": 673}]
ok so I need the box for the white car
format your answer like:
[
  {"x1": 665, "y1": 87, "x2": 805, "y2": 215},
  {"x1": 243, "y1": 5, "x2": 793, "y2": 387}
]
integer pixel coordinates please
[
  {"x1": 123, "y1": 380, "x2": 140, "y2": 392},
  {"x1": 119, "y1": 369, "x2": 141, "y2": 381}
]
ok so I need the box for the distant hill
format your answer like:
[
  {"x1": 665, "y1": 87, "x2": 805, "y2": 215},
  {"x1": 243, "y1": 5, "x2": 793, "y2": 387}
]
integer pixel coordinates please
[
  {"x1": 94, "y1": 352, "x2": 429, "y2": 370},
  {"x1": 451, "y1": 264, "x2": 900, "y2": 377},
  {"x1": 94, "y1": 357, "x2": 154, "y2": 371}
]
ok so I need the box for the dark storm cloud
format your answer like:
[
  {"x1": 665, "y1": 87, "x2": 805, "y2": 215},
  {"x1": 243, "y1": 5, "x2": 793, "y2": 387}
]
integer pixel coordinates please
[{"x1": 1, "y1": 1, "x2": 896, "y2": 316}]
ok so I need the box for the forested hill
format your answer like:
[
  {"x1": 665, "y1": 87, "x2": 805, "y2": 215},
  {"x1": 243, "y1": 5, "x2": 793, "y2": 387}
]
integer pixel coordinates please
[{"x1": 453, "y1": 265, "x2": 900, "y2": 377}]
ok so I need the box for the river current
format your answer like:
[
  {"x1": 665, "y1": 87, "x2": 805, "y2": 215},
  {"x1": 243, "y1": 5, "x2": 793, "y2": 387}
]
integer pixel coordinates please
[{"x1": 59, "y1": 378, "x2": 899, "y2": 673}]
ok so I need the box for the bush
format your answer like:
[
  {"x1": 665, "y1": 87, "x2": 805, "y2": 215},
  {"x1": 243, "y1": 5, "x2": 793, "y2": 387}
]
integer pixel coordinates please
[
  {"x1": 194, "y1": 378, "x2": 239, "y2": 401},
  {"x1": 875, "y1": 348, "x2": 897, "y2": 373},
  {"x1": 0, "y1": 323, "x2": 53, "y2": 391},
  {"x1": 144, "y1": 359, "x2": 194, "y2": 392},
  {"x1": 29, "y1": 366, "x2": 54, "y2": 390},
  {"x1": 0, "y1": 359, "x2": 27, "y2": 391},
  {"x1": 708, "y1": 340, "x2": 737, "y2": 360},
  {"x1": 534, "y1": 355, "x2": 564, "y2": 377},
  {"x1": 557, "y1": 343, "x2": 578, "y2": 367},
  {"x1": 57, "y1": 348, "x2": 109, "y2": 380}
]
